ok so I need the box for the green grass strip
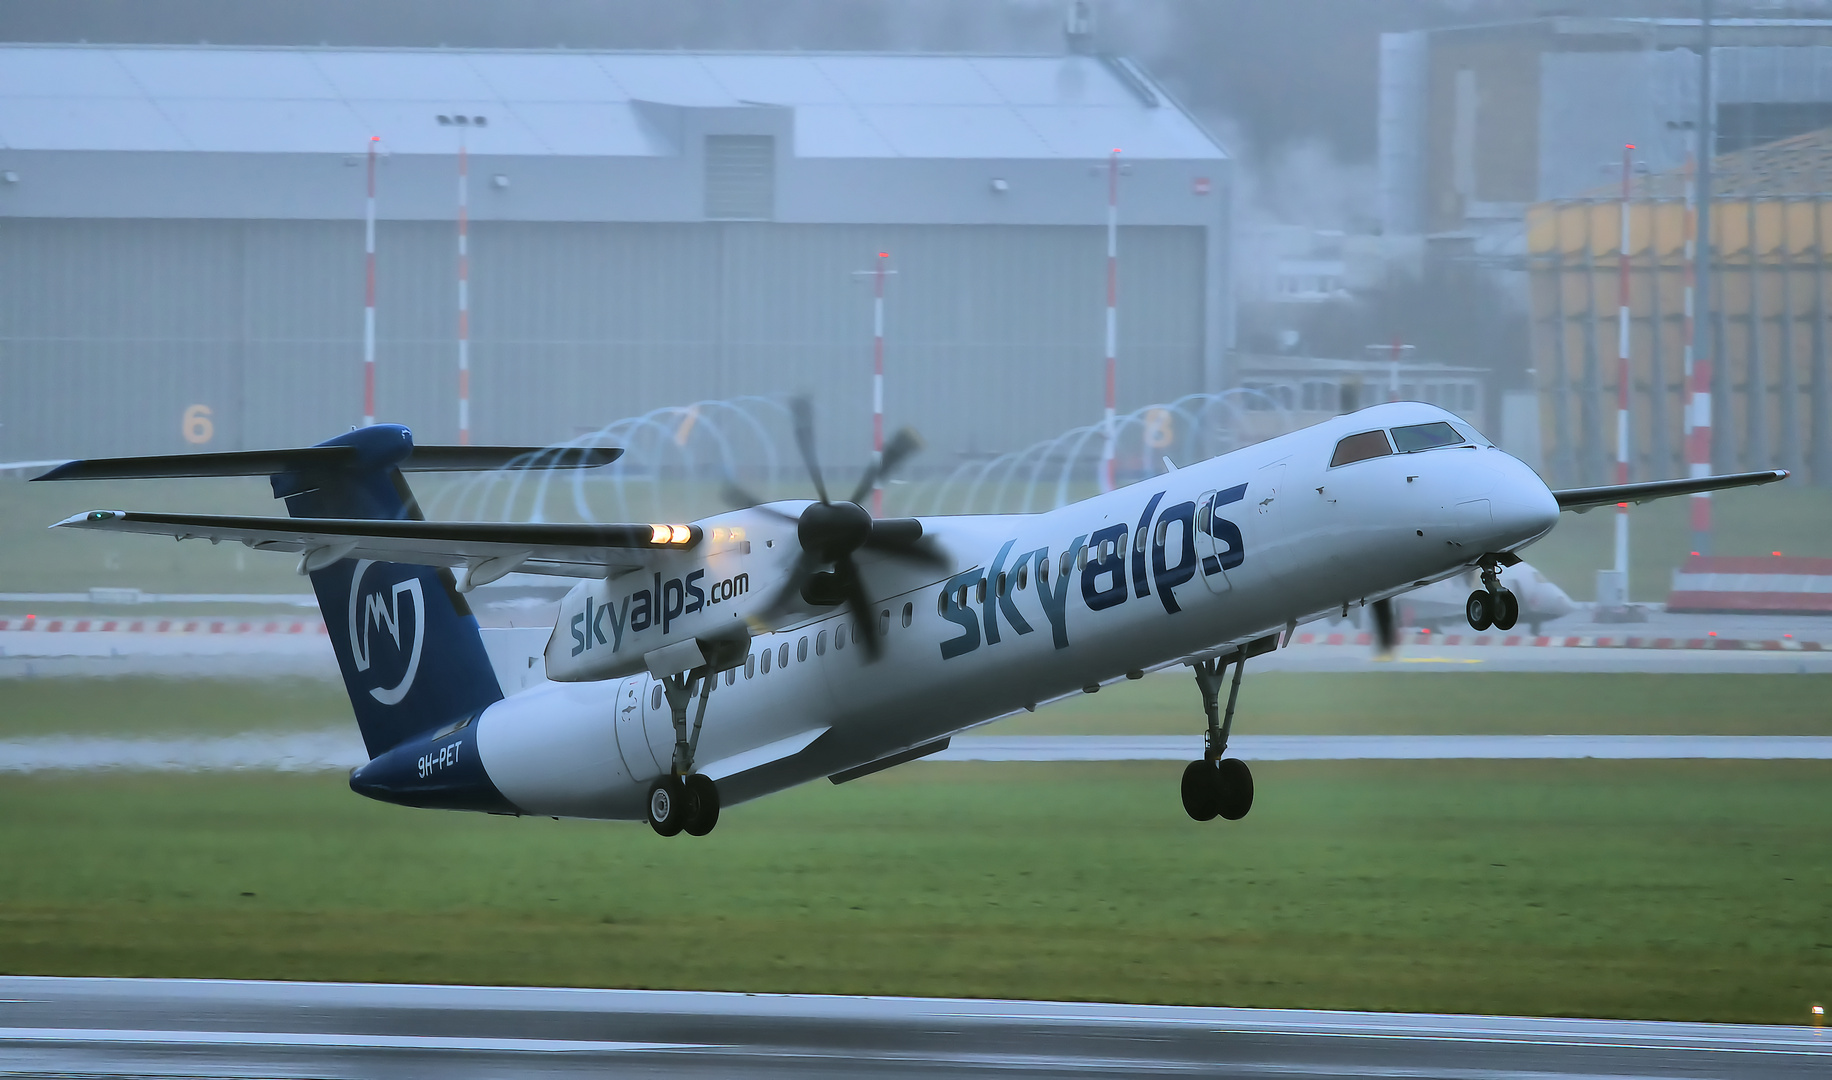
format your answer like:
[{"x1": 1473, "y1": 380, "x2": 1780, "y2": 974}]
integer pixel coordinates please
[{"x1": 0, "y1": 760, "x2": 1825, "y2": 1024}]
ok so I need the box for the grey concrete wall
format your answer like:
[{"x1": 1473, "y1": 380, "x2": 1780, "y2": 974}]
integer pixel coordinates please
[{"x1": 0, "y1": 217, "x2": 1208, "y2": 467}]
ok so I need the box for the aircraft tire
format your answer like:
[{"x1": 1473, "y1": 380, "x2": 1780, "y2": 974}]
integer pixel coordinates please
[
  {"x1": 1465, "y1": 590, "x2": 1494, "y2": 631},
  {"x1": 1492, "y1": 589, "x2": 1520, "y2": 631},
  {"x1": 1215, "y1": 758, "x2": 1254, "y2": 821},
  {"x1": 683, "y1": 774, "x2": 721, "y2": 837},
  {"x1": 648, "y1": 776, "x2": 687, "y2": 837},
  {"x1": 1180, "y1": 760, "x2": 1219, "y2": 822}
]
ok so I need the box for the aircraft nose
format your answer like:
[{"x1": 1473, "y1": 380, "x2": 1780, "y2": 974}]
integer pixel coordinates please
[{"x1": 1487, "y1": 453, "x2": 1560, "y2": 549}]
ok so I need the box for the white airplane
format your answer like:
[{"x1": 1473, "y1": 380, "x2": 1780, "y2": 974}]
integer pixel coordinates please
[
  {"x1": 37, "y1": 401, "x2": 1784, "y2": 835},
  {"x1": 1397, "y1": 562, "x2": 1578, "y2": 638}
]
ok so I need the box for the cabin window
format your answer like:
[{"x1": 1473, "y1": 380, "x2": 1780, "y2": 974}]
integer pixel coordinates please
[
  {"x1": 1061, "y1": 550, "x2": 1074, "y2": 576},
  {"x1": 725, "y1": 668, "x2": 735, "y2": 686},
  {"x1": 1016, "y1": 563, "x2": 1028, "y2": 591},
  {"x1": 975, "y1": 579, "x2": 986, "y2": 604},
  {"x1": 797, "y1": 637, "x2": 809, "y2": 663},
  {"x1": 834, "y1": 624, "x2": 846, "y2": 651},
  {"x1": 901, "y1": 601, "x2": 914, "y2": 628},
  {"x1": 1155, "y1": 520, "x2": 1169, "y2": 545},
  {"x1": 778, "y1": 643, "x2": 790, "y2": 668},
  {"x1": 996, "y1": 572, "x2": 1008, "y2": 596},
  {"x1": 816, "y1": 630, "x2": 828, "y2": 656},
  {"x1": 1329, "y1": 429, "x2": 1394, "y2": 467},
  {"x1": 1390, "y1": 421, "x2": 1466, "y2": 453},
  {"x1": 651, "y1": 685, "x2": 663, "y2": 711},
  {"x1": 745, "y1": 654, "x2": 756, "y2": 678},
  {"x1": 1197, "y1": 496, "x2": 1212, "y2": 534},
  {"x1": 1134, "y1": 527, "x2": 1148, "y2": 553},
  {"x1": 760, "y1": 648, "x2": 771, "y2": 674},
  {"x1": 1076, "y1": 546, "x2": 1087, "y2": 572}
]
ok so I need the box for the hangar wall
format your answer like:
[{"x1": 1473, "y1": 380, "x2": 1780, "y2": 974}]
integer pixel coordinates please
[{"x1": 0, "y1": 217, "x2": 1206, "y2": 466}]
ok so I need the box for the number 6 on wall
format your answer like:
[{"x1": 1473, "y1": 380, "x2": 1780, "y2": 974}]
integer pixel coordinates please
[{"x1": 182, "y1": 404, "x2": 214, "y2": 445}]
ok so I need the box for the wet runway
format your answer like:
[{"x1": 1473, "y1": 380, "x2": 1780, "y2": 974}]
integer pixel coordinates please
[
  {"x1": 5, "y1": 732, "x2": 1829, "y2": 773},
  {"x1": 938, "y1": 734, "x2": 1832, "y2": 761},
  {"x1": 1, "y1": 977, "x2": 1823, "y2": 1079}
]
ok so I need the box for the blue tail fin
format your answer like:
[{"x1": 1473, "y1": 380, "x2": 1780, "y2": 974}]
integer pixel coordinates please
[{"x1": 277, "y1": 425, "x2": 503, "y2": 759}]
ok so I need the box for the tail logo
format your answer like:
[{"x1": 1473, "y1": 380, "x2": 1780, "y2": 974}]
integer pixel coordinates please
[{"x1": 347, "y1": 559, "x2": 425, "y2": 706}]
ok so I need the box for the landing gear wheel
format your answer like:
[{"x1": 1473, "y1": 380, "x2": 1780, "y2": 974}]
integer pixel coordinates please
[
  {"x1": 647, "y1": 776, "x2": 686, "y2": 837},
  {"x1": 1491, "y1": 589, "x2": 1519, "y2": 632},
  {"x1": 1181, "y1": 760, "x2": 1220, "y2": 822},
  {"x1": 1215, "y1": 758, "x2": 1255, "y2": 821},
  {"x1": 682, "y1": 774, "x2": 721, "y2": 837},
  {"x1": 1465, "y1": 590, "x2": 1494, "y2": 631}
]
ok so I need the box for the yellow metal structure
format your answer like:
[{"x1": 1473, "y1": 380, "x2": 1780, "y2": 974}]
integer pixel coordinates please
[{"x1": 1526, "y1": 130, "x2": 1832, "y2": 487}]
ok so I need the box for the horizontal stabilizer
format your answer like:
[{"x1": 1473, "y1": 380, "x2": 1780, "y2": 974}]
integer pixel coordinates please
[
  {"x1": 1552, "y1": 470, "x2": 1787, "y2": 512},
  {"x1": 33, "y1": 444, "x2": 619, "y2": 482},
  {"x1": 54, "y1": 510, "x2": 699, "y2": 580}
]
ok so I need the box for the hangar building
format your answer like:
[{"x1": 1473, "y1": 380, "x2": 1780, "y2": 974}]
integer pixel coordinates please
[{"x1": 0, "y1": 44, "x2": 1231, "y2": 467}]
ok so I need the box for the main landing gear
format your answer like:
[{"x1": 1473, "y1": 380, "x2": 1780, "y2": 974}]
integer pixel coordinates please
[
  {"x1": 1181, "y1": 649, "x2": 1258, "y2": 823},
  {"x1": 647, "y1": 667, "x2": 722, "y2": 837},
  {"x1": 1463, "y1": 555, "x2": 1519, "y2": 632}
]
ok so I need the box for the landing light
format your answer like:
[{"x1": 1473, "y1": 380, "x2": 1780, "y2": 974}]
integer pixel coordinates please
[{"x1": 648, "y1": 524, "x2": 693, "y2": 545}]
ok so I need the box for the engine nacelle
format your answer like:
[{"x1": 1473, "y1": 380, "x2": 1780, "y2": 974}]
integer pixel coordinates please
[{"x1": 543, "y1": 529, "x2": 773, "y2": 682}]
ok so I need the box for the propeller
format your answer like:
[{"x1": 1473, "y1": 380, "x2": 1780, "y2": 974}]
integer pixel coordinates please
[
  {"x1": 1370, "y1": 596, "x2": 1399, "y2": 657},
  {"x1": 726, "y1": 397, "x2": 947, "y2": 660}
]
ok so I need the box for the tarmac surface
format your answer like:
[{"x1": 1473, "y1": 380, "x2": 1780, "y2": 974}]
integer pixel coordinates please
[
  {"x1": 1, "y1": 977, "x2": 1824, "y2": 1079},
  {"x1": 4, "y1": 733, "x2": 1829, "y2": 772},
  {"x1": 9, "y1": 626, "x2": 1832, "y2": 677}
]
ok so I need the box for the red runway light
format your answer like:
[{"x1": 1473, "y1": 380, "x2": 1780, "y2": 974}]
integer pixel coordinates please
[{"x1": 1773, "y1": 551, "x2": 1783, "y2": 556}]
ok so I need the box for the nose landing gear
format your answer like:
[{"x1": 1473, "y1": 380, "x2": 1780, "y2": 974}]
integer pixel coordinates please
[
  {"x1": 1464, "y1": 556, "x2": 1520, "y2": 632},
  {"x1": 1181, "y1": 633, "x2": 1278, "y2": 824}
]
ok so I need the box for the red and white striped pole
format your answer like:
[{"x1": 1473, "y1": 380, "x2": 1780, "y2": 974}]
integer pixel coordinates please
[
  {"x1": 456, "y1": 131, "x2": 471, "y2": 446},
  {"x1": 1686, "y1": 162, "x2": 1715, "y2": 546},
  {"x1": 1681, "y1": 152, "x2": 1710, "y2": 541},
  {"x1": 1099, "y1": 149, "x2": 1119, "y2": 493},
  {"x1": 1614, "y1": 145, "x2": 1633, "y2": 578},
  {"x1": 362, "y1": 136, "x2": 378, "y2": 428},
  {"x1": 871, "y1": 251, "x2": 888, "y2": 516}
]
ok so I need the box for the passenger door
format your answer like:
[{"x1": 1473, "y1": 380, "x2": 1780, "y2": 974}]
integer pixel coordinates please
[
  {"x1": 615, "y1": 676, "x2": 663, "y2": 780},
  {"x1": 1247, "y1": 462, "x2": 1297, "y2": 583}
]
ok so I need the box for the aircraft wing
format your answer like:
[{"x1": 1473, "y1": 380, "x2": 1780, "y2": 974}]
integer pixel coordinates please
[
  {"x1": 53, "y1": 510, "x2": 698, "y2": 581},
  {"x1": 32, "y1": 444, "x2": 619, "y2": 481},
  {"x1": 1551, "y1": 469, "x2": 1787, "y2": 513}
]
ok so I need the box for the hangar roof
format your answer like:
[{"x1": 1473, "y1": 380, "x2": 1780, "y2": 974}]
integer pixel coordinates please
[{"x1": 0, "y1": 45, "x2": 1225, "y2": 161}]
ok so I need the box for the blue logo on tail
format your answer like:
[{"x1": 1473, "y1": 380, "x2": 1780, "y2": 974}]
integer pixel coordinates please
[{"x1": 347, "y1": 559, "x2": 426, "y2": 706}]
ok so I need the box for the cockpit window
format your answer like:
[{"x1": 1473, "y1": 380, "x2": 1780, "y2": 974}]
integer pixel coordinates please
[
  {"x1": 1391, "y1": 422, "x2": 1467, "y2": 453},
  {"x1": 1329, "y1": 429, "x2": 1394, "y2": 467}
]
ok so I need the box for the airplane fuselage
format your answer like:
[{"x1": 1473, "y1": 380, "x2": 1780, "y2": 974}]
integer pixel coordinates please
[{"x1": 412, "y1": 403, "x2": 1558, "y2": 820}]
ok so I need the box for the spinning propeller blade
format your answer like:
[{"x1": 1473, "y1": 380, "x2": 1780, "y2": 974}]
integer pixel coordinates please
[
  {"x1": 731, "y1": 398, "x2": 948, "y2": 660},
  {"x1": 1370, "y1": 597, "x2": 1398, "y2": 657},
  {"x1": 790, "y1": 396, "x2": 830, "y2": 505}
]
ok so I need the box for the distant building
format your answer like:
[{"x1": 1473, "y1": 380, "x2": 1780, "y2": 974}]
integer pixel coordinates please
[
  {"x1": 1527, "y1": 127, "x2": 1832, "y2": 488},
  {"x1": 1380, "y1": 16, "x2": 1832, "y2": 241},
  {"x1": 1231, "y1": 352, "x2": 1488, "y2": 444},
  {"x1": 0, "y1": 45, "x2": 1230, "y2": 465}
]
